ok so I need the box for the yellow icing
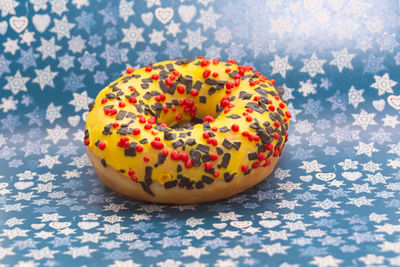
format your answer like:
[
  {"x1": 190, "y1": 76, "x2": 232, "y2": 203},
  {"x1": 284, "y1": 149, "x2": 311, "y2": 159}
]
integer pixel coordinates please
[{"x1": 85, "y1": 58, "x2": 290, "y2": 185}]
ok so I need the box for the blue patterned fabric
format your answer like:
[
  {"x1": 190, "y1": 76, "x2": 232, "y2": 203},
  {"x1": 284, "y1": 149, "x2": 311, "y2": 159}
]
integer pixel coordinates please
[{"x1": 1, "y1": 0, "x2": 400, "y2": 266}]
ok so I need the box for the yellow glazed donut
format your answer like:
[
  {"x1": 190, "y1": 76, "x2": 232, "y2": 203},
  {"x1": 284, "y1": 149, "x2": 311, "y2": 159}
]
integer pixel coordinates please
[{"x1": 84, "y1": 57, "x2": 291, "y2": 204}]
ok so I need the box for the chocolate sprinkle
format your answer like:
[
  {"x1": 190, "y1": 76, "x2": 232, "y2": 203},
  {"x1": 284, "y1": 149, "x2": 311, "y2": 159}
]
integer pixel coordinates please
[
  {"x1": 221, "y1": 153, "x2": 231, "y2": 168},
  {"x1": 172, "y1": 139, "x2": 184, "y2": 149},
  {"x1": 222, "y1": 139, "x2": 233, "y2": 149},
  {"x1": 219, "y1": 126, "x2": 229, "y2": 133},
  {"x1": 116, "y1": 110, "x2": 127, "y2": 120},
  {"x1": 139, "y1": 182, "x2": 155, "y2": 196},
  {"x1": 195, "y1": 181, "x2": 204, "y2": 189},
  {"x1": 164, "y1": 180, "x2": 177, "y2": 189},
  {"x1": 248, "y1": 152, "x2": 258, "y2": 161},
  {"x1": 227, "y1": 114, "x2": 241, "y2": 119},
  {"x1": 101, "y1": 158, "x2": 106, "y2": 167},
  {"x1": 145, "y1": 166, "x2": 153, "y2": 185},
  {"x1": 202, "y1": 175, "x2": 214, "y2": 185},
  {"x1": 224, "y1": 172, "x2": 236, "y2": 183},
  {"x1": 196, "y1": 144, "x2": 210, "y2": 153},
  {"x1": 199, "y1": 96, "x2": 207, "y2": 103}
]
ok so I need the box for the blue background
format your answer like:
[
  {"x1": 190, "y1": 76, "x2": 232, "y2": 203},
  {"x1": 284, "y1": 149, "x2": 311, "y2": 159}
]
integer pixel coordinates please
[{"x1": 1, "y1": 0, "x2": 400, "y2": 266}]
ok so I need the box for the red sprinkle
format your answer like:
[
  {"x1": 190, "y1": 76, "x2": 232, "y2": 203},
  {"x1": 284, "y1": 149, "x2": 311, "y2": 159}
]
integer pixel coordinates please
[
  {"x1": 101, "y1": 98, "x2": 108, "y2": 104},
  {"x1": 173, "y1": 70, "x2": 180, "y2": 76},
  {"x1": 204, "y1": 115, "x2": 214, "y2": 122},
  {"x1": 162, "y1": 150, "x2": 169, "y2": 157},
  {"x1": 252, "y1": 162, "x2": 259, "y2": 169},
  {"x1": 203, "y1": 132, "x2": 210, "y2": 139},
  {"x1": 226, "y1": 81, "x2": 234, "y2": 89},
  {"x1": 126, "y1": 67, "x2": 134, "y2": 74},
  {"x1": 84, "y1": 139, "x2": 90, "y2": 146},
  {"x1": 210, "y1": 153, "x2": 218, "y2": 161},
  {"x1": 185, "y1": 159, "x2": 193, "y2": 168},
  {"x1": 119, "y1": 102, "x2": 126, "y2": 108},
  {"x1": 274, "y1": 121, "x2": 281, "y2": 128},
  {"x1": 163, "y1": 106, "x2": 169, "y2": 113},
  {"x1": 128, "y1": 169, "x2": 135, "y2": 176},
  {"x1": 180, "y1": 152, "x2": 188, "y2": 162},
  {"x1": 133, "y1": 128, "x2": 140, "y2": 135},
  {"x1": 258, "y1": 152, "x2": 266, "y2": 160},
  {"x1": 242, "y1": 131, "x2": 249, "y2": 137},
  {"x1": 177, "y1": 85, "x2": 185, "y2": 94},
  {"x1": 145, "y1": 66, "x2": 152, "y2": 72},
  {"x1": 144, "y1": 123, "x2": 152, "y2": 130},
  {"x1": 231, "y1": 124, "x2": 239, "y2": 132},
  {"x1": 176, "y1": 113, "x2": 182, "y2": 120},
  {"x1": 268, "y1": 105, "x2": 275, "y2": 112},
  {"x1": 225, "y1": 68, "x2": 231, "y2": 73},
  {"x1": 273, "y1": 132, "x2": 280, "y2": 139},
  {"x1": 241, "y1": 165, "x2": 249, "y2": 172},
  {"x1": 129, "y1": 97, "x2": 137, "y2": 104},
  {"x1": 246, "y1": 116, "x2": 252, "y2": 122},
  {"x1": 204, "y1": 162, "x2": 213, "y2": 170},
  {"x1": 213, "y1": 171, "x2": 219, "y2": 178},
  {"x1": 270, "y1": 79, "x2": 276, "y2": 85},
  {"x1": 266, "y1": 143, "x2": 274, "y2": 151},
  {"x1": 190, "y1": 89, "x2": 199, "y2": 96},
  {"x1": 135, "y1": 145, "x2": 143, "y2": 152},
  {"x1": 152, "y1": 74, "x2": 159, "y2": 80},
  {"x1": 212, "y1": 72, "x2": 219, "y2": 78},
  {"x1": 285, "y1": 111, "x2": 292, "y2": 118},
  {"x1": 130, "y1": 176, "x2": 137, "y2": 182},
  {"x1": 263, "y1": 158, "x2": 271, "y2": 166},
  {"x1": 139, "y1": 117, "x2": 146, "y2": 123},
  {"x1": 165, "y1": 78, "x2": 173, "y2": 86},
  {"x1": 151, "y1": 140, "x2": 164, "y2": 150},
  {"x1": 212, "y1": 58, "x2": 220, "y2": 65},
  {"x1": 98, "y1": 141, "x2": 106, "y2": 150},
  {"x1": 143, "y1": 156, "x2": 150, "y2": 162},
  {"x1": 200, "y1": 60, "x2": 210, "y2": 67},
  {"x1": 279, "y1": 103, "x2": 285, "y2": 109},
  {"x1": 171, "y1": 150, "x2": 180, "y2": 160},
  {"x1": 211, "y1": 127, "x2": 218, "y2": 132},
  {"x1": 210, "y1": 138, "x2": 218, "y2": 146},
  {"x1": 203, "y1": 69, "x2": 211, "y2": 78},
  {"x1": 112, "y1": 123, "x2": 119, "y2": 128}
]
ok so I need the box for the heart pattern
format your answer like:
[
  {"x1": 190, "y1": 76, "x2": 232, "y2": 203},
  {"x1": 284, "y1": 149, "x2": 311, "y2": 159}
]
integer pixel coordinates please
[
  {"x1": 178, "y1": 5, "x2": 196, "y2": 23},
  {"x1": 141, "y1": 12, "x2": 153, "y2": 26},
  {"x1": 68, "y1": 115, "x2": 80, "y2": 127},
  {"x1": 32, "y1": 14, "x2": 50, "y2": 33},
  {"x1": 372, "y1": 99, "x2": 385, "y2": 111},
  {"x1": 9, "y1": 16, "x2": 28, "y2": 33},
  {"x1": 315, "y1": 172, "x2": 336, "y2": 182},
  {"x1": 388, "y1": 95, "x2": 400, "y2": 110},
  {"x1": 155, "y1": 7, "x2": 173, "y2": 24}
]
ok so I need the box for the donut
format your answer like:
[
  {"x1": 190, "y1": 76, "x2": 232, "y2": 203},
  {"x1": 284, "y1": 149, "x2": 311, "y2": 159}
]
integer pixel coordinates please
[{"x1": 84, "y1": 57, "x2": 290, "y2": 204}]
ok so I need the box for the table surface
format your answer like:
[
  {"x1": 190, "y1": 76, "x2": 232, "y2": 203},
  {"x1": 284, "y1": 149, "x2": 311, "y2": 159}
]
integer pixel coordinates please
[{"x1": 1, "y1": 0, "x2": 400, "y2": 266}]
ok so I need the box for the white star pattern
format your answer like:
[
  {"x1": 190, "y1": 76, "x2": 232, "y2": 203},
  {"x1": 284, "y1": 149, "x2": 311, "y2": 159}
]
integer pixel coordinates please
[
  {"x1": 270, "y1": 55, "x2": 293, "y2": 78},
  {"x1": 371, "y1": 73, "x2": 397, "y2": 96},
  {"x1": 45, "y1": 124, "x2": 69, "y2": 144},
  {"x1": 182, "y1": 28, "x2": 207, "y2": 51},
  {"x1": 330, "y1": 48, "x2": 355, "y2": 72},
  {"x1": 122, "y1": 24, "x2": 145, "y2": 49},
  {"x1": 32, "y1": 66, "x2": 58, "y2": 90},
  {"x1": 301, "y1": 53, "x2": 326, "y2": 78},
  {"x1": 354, "y1": 141, "x2": 378, "y2": 157},
  {"x1": 4, "y1": 70, "x2": 30, "y2": 95},
  {"x1": 352, "y1": 109, "x2": 377, "y2": 130},
  {"x1": 258, "y1": 243, "x2": 289, "y2": 256},
  {"x1": 68, "y1": 91, "x2": 94, "y2": 112}
]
